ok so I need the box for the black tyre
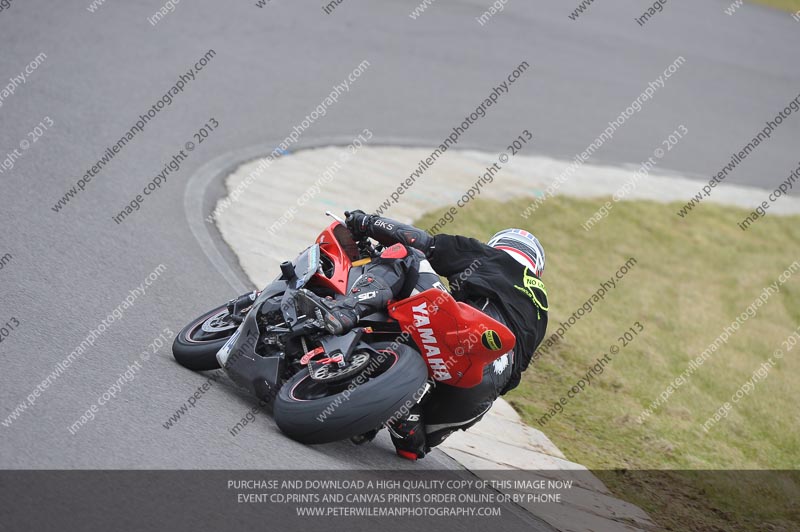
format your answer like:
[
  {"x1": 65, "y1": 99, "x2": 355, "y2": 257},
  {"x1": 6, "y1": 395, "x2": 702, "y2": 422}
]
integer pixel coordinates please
[
  {"x1": 273, "y1": 342, "x2": 428, "y2": 444},
  {"x1": 172, "y1": 304, "x2": 240, "y2": 371}
]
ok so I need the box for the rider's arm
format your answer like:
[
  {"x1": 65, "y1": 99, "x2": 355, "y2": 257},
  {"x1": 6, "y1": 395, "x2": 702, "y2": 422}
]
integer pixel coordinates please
[
  {"x1": 348, "y1": 212, "x2": 435, "y2": 256},
  {"x1": 425, "y1": 234, "x2": 504, "y2": 278},
  {"x1": 347, "y1": 211, "x2": 507, "y2": 277}
]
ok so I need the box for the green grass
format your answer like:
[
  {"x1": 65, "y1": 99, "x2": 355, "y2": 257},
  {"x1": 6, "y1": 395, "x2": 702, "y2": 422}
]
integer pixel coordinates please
[
  {"x1": 751, "y1": 0, "x2": 800, "y2": 13},
  {"x1": 415, "y1": 196, "x2": 800, "y2": 532}
]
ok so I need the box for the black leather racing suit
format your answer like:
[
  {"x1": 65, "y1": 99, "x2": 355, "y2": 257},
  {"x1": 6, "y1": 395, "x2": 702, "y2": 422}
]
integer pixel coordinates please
[{"x1": 353, "y1": 226, "x2": 549, "y2": 448}]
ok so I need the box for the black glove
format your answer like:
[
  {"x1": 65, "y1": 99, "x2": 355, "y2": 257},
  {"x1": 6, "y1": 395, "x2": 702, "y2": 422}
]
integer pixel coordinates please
[
  {"x1": 344, "y1": 210, "x2": 373, "y2": 240},
  {"x1": 345, "y1": 210, "x2": 435, "y2": 256}
]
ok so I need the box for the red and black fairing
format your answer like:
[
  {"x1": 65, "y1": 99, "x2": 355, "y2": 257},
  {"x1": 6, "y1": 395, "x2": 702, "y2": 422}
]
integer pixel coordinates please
[
  {"x1": 221, "y1": 221, "x2": 515, "y2": 400},
  {"x1": 389, "y1": 289, "x2": 515, "y2": 389}
]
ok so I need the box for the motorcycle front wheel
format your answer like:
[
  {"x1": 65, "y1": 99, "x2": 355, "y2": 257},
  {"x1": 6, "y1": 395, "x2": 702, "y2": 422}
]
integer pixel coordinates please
[{"x1": 172, "y1": 304, "x2": 240, "y2": 371}]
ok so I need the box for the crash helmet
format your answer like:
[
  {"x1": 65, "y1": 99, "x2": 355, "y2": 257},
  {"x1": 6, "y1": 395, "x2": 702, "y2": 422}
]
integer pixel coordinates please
[{"x1": 487, "y1": 228, "x2": 545, "y2": 277}]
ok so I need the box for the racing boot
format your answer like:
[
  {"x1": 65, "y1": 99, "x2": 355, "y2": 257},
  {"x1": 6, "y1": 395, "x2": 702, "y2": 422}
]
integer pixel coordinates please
[
  {"x1": 386, "y1": 404, "x2": 428, "y2": 460},
  {"x1": 294, "y1": 273, "x2": 394, "y2": 335}
]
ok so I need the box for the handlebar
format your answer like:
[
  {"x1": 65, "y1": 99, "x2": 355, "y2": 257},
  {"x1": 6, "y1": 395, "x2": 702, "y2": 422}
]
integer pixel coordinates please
[{"x1": 326, "y1": 210, "x2": 379, "y2": 260}]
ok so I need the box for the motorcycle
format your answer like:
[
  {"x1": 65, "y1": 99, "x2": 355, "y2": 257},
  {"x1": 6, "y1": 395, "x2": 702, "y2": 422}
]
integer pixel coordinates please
[{"x1": 172, "y1": 212, "x2": 515, "y2": 444}]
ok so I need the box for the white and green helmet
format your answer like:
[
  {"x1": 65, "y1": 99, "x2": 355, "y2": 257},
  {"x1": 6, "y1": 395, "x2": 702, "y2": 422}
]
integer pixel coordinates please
[{"x1": 487, "y1": 228, "x2": 545, "y2": 277}]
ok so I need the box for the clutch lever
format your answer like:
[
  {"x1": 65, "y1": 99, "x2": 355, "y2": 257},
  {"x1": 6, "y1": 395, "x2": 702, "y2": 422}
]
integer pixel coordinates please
[{"x1": 325, "y1": 211, "x2": 346, "y2": 225}]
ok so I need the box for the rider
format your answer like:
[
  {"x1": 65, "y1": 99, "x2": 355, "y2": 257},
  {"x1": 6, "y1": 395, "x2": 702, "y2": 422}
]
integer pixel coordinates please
[{"x1": 295, "y1": 210, "x2": 548, "y2": 460}]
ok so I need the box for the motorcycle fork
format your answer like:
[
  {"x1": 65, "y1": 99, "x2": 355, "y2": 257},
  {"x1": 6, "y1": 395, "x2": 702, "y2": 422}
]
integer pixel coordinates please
[{"x1": 227, "y1": 290, "x2": 259, "y2": 323}]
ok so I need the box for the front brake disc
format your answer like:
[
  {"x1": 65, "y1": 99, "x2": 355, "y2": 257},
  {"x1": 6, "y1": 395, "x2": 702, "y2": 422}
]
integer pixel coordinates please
[{"x1": 308, "y1": 350, "x2": 372, "y2": 383}]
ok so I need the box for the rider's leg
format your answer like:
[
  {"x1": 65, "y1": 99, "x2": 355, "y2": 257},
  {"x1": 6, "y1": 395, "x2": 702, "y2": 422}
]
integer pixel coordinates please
[
  {"x1": 422, "y1": 348, "x2": 514, "y2": 450},
  {"x1": 294, "y1": 245, "x2": 421, "y2": 335},
  {"x1": 387, "y1": 357, "x2": 512, "y2": 460},
  {"x1": 296, "y1": 274, "x2": 393, "y2": 335},
  {"x1": 389, "y1": 300, "x2": 514, "y2": 459}
]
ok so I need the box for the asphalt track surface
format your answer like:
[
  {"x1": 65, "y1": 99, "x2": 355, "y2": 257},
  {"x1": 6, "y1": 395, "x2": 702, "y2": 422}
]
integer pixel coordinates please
[{"x1": 0, "y1": 0, "x2": 797, "y2": 525}]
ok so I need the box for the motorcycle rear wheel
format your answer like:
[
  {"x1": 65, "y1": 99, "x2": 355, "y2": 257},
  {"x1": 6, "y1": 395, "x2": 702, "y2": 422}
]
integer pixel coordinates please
[{"x1": 274, "y1": 342, "x2": 428, "y2": 445}]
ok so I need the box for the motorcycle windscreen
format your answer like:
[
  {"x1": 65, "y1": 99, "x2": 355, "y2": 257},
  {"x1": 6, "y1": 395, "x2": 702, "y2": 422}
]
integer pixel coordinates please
[
  {"x1": 389, "y1": 288, "x2": 516, "y2": 388},
  {"x1": 292, "y1": 244, "x2": 321, "y2": 289}
]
